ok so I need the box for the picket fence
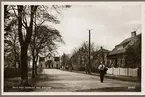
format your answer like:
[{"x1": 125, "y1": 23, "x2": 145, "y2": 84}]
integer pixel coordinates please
[{"x1": 107, "y1": 67, "x2": 138, "y2": 77}]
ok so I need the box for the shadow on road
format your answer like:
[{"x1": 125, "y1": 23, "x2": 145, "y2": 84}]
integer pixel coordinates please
[{"x1": 75, "y1": 86, "x2": 141, "y2": 92}]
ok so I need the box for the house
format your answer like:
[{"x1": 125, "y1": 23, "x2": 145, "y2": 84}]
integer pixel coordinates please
[
  {"x1": 97, "y1": 47, "x2": 110, "y2": 65},
  {"x1": 53, "y1": 57, "x2": 61, "y2": 69},
  {"x1": 108, "y1": 31, "x2": 141, "y2": 68},
  {"x1": 39, "y1": 53, "x2": 61, "y2": 69},
  {"x1": 70, "y1": 46, "x2": 110, "y2": 71},
  {"x1": 91, "y1": 47, "x2": 110, "y2": 72}
]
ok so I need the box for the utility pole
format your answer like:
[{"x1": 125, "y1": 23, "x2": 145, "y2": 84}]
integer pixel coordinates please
[{"x1": 88, "y1": 29, "x2": 91, "y2": 74}]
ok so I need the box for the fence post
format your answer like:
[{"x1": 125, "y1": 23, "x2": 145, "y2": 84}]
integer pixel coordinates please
[
  {"x1": 112, "y1": 67, "x2": 114, "y2": 75},
  {"x1": 125, "y1": 68, "x2": 127, "y2": 76},
  {"x1": 127, "y1": 68, "x2": 129, "y2": 76},
  {"x1": 119, "y1": 67, "x2": 120, "y2": 75}
]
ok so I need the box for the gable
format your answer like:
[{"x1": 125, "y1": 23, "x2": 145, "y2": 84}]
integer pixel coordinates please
[{"x1": 109, "y1": 34, "x2": 141, "y2": 56}]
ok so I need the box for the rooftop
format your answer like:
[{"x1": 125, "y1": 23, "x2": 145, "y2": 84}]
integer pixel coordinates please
[{"x1": 109, "y1": 32, "x2": 141, "y2": 56}]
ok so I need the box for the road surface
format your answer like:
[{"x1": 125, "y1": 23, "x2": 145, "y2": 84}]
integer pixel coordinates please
[{"x1": 31, "y1": 69, "x2": 140, "y2": 92}]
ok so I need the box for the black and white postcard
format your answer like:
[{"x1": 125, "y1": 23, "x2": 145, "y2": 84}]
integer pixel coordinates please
[{"x1": 1, "y1": 1, "x2": 145, "y2": 95}]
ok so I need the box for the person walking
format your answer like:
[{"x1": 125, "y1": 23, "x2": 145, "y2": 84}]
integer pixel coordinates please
[{"x1": 98, "y1": 62, "x2": 107, "y2": 83}]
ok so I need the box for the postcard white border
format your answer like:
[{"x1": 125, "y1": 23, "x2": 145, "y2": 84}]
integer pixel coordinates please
[{"x1": 1, "y1": 1, "x2": 145, "y2": 95}]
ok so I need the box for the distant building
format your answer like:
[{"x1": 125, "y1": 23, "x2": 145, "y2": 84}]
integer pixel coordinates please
[
  {"x1": 39, "y1": 53, "x2": 61, "y2": 69},
  {"x1": 108, "y1": 31, "x2": 141, "y2": 68},
  {"x1": 70, "y1": 46, "x2": 110, "y2": 71},
  {"x1": 60, "y1": 53, "x2": 71, "y2": 70},
  {"x1": 97, "y1": 47, "x2": 110, "y2": 65},
  {"x1": 91, "y1": 47, "x2": 110, "y2": 72},
  {"x1": 54, "y1": 57, "x2": 60, "y2": 69}
]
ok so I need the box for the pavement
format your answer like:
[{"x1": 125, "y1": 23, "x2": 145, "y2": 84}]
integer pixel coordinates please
[{"x1": 4, "y1": 69, "x2": 141, "y2": 92}]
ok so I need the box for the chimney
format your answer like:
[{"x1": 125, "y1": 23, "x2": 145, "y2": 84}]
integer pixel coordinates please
[{"x1": 131, "y1": 31, "x2": 136, "y2": 37}]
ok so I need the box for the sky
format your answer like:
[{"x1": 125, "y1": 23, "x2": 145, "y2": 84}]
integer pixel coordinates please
[{"x1": 50, "y1": 3, "x2": 142, "y2": 56}]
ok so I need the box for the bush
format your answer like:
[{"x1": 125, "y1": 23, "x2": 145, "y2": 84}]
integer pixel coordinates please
[
  {"x1": 91, "y1": 66, "x2": 100, "y2": 73},
  {"x1": 4, "y1": 67, "x2": 20, "y2": 78},
  {"x1": 79, "y1": 67, "x2": 85, "y2": 71}
]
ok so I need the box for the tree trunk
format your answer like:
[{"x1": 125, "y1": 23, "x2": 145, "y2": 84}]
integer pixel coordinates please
[
  {"x1": 32, "y1": 6, "x2": 37, "y2": 78},
  {"x1": 20, "y1": 45, "x2": 29, "y2": 85},
  {"x1": 35, "y1": 60, "x2": 37, "y2": 75},
  {"x1": 17, "y1": 5, "x2": 28, "y2": 85},
  {"x1": 17, "y1": 5, "x2": 37, "y2": 85},
  {"x1": 17, "y1": 52, "x2": 21, "y2": 75},
  {"x1": 35, "y1": 55, "x2": 38, "y2": 75},
  {"x1": 32, "y1": 52, "x2": 35, "y2": 78},
  {"x1": 13, "y1": 43, "x2": 17, "y2": 68}
]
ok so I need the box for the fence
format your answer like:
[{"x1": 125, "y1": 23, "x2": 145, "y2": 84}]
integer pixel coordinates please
[{"x1": 107, "y1": 67, "x2": 138, "y2": 77}]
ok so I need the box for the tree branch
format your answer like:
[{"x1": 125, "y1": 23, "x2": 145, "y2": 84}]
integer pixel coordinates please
[
  {"x1": 25, "y1": 5, "x2": 38, "y2": 44},
  {"x1": 22, "y1": 16, "x2": 28, "y2": 28},
  {"x1": 52, "y1": 5, "x2": 61, "y2": 14},
  {"x1": 11, "y1": 6, "x2": 18, "y2": 18}
]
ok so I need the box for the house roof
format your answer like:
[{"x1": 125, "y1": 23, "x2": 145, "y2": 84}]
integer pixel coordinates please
[
  {"x1": 92, "y1": 48, "x2": 110, "y2": 56},
  {"x1": 116, "y1": 34, "x2": 140, "y2": 46},
  {"x1": 98, "y1": 48, "x2": 110, "y2": 53},
  {"x1": 109, "y1": 33, "x2": 141, "y2": 56},
  {"x1": 109, "y1": 48, "x2": 126, "y2": 55}
]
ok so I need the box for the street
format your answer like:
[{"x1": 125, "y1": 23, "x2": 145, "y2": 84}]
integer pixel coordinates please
[{"x1": 30, "y1": 69, "x2": 140, "y2": 92}]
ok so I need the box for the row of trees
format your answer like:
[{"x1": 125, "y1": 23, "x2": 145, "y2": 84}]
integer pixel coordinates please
[
  {"x1": 61, "y1": 41, "x2": 100, "y2": 74},
  {"x1": 4, "y1": 5, "x2": 70, "y2": 85}
]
